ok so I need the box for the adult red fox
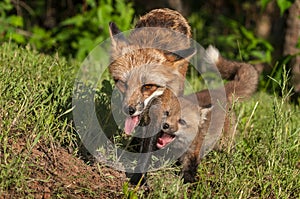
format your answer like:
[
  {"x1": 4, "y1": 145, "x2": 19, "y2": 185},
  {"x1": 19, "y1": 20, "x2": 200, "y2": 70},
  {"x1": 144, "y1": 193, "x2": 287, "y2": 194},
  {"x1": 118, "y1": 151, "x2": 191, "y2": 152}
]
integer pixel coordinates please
[{"x1": 108, "y1": 8, "x2": 196, "y2": 185}]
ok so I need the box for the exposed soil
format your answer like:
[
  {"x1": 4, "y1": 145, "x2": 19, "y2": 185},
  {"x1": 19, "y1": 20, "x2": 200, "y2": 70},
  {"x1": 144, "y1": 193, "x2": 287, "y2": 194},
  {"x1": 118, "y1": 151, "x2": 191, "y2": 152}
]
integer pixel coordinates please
[{"x1": 1, "y1": 139, "x2": 127, "y2": 199}]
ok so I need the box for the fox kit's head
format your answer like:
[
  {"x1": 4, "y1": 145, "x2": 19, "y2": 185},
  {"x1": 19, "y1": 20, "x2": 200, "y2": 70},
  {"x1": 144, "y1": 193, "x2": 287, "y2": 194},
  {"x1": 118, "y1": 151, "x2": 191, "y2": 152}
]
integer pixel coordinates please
[
  {"x1": 160, "y1": 90, "x2": 181, "y2": 133},
  {"x1": 121, "y1": 64, "x2": 183, "y2": 135},
  {"x1": 157, "y1": 98, "x2": 212, "y2": 149}
]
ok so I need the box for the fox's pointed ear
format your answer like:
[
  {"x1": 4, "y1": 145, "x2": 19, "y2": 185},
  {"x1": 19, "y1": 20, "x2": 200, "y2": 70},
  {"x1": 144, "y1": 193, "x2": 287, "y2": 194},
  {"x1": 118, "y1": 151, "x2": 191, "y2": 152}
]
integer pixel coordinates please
[
  {"x1": 109, "y1": 22, "x2": 128, "y2": 49},
  {"x1": 164, "y1": 47, "x2": 197, "y2": 62},
  {"x1": 164, "y1": 47, "x2": 196, "y2": 76}
]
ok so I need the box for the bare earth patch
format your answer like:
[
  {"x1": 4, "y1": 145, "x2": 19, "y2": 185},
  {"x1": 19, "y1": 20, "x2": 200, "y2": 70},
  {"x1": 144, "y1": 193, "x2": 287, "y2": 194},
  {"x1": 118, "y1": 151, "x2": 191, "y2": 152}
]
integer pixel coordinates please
[{"x1": 2, "y1": 139, "x2": 127, "y2": 199}]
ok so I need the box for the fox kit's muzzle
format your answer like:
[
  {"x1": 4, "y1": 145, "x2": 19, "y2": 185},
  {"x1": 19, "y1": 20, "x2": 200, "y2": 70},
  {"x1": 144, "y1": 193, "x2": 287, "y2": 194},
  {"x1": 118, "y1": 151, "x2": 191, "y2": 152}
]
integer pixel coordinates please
[{"x1": 162, "y1": 122, "x2": 178, "y2": 133}]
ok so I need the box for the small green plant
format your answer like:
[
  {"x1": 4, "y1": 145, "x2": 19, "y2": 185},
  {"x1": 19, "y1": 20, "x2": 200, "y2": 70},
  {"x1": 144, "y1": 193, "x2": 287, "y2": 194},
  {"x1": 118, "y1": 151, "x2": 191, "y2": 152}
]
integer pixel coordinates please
[{"x1": 122, "y1": 181, "x2": 139, "y2": 199}]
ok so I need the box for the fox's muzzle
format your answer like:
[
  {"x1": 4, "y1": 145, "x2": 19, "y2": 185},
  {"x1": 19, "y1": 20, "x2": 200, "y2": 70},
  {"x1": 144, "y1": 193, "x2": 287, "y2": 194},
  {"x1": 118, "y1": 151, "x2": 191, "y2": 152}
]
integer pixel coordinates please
[{"x1": 123, "y1": 102, "x2": 145, "y2": 116}]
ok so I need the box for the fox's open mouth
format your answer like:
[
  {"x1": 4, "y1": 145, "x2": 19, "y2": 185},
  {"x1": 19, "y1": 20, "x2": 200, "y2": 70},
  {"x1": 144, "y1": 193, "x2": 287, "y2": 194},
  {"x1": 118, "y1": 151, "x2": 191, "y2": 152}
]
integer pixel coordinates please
[
  {"x1": 124, "y1": 115, "x2": 140, "y2": 135},
  {"x1": 156, "y1": 132, "x2": 176, "y2": 149}
]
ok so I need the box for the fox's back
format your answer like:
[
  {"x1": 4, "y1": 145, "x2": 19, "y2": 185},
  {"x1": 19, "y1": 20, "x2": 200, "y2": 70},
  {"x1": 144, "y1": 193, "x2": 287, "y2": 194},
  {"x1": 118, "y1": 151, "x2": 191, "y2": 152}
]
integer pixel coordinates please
[
  {"x1": 135, "y1": 8, "x2": 191, "y2": 38},
  {"x1": 129, "y1": 8, "x2": 192, "y2": 52}
]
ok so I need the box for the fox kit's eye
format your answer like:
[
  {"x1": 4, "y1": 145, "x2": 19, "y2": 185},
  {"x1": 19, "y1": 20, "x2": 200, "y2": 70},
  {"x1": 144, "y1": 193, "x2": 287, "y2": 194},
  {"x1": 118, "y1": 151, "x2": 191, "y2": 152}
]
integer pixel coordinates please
[
  {"x1": 178, "y1": 119, "x2": 187, "y2": 126},
  {"x1": 163, "y1": 111, "x2": 169, "y2": 116}
]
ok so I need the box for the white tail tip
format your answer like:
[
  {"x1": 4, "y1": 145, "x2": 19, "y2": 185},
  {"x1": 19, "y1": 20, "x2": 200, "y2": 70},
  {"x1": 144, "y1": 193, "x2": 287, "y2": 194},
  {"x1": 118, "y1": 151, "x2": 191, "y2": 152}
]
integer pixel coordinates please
[{"x1": 204, "y1": 45, "x2": 220, "y2": 65}]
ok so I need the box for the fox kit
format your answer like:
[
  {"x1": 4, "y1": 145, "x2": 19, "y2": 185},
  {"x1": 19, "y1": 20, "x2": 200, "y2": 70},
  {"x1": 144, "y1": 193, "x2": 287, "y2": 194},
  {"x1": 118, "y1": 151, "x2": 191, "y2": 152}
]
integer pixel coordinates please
[
  {"x1": 157, "y1": 97, "x2": 212, "y2": 183},
  {"x1": 159, "y1": 46, "x2": 259, "y2": 182}
]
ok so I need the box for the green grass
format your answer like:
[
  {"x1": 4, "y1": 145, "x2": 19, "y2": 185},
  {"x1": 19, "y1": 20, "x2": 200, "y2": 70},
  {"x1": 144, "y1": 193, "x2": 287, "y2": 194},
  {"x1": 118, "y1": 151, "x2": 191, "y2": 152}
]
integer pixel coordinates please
[
  {"x1": 135, "y1": 91, "x2": 300, "y2": 198},
  {"x1": 126, "y1": 70, "x2": 300, "y2": 198},
  {"x1": 0, "y1": 42, "x2": 299, "y2": 198},
  {"x1": 0, "y1": 42, "x2": 77, "y2": 196}
]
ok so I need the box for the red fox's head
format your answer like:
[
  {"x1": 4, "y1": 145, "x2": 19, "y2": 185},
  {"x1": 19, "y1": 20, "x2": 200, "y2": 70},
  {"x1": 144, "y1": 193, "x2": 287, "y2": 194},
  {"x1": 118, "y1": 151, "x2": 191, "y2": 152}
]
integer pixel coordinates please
[{"x1": 108, "y1": 22, "x2": 196, "y2": 95}]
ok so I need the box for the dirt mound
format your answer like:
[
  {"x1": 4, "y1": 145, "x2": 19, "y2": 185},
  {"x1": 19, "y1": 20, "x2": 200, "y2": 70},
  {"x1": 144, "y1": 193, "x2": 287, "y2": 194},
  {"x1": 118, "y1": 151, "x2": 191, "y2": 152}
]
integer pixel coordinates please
[{"x1": 3, "y1": 139, "x2": 127, "y2": 199}]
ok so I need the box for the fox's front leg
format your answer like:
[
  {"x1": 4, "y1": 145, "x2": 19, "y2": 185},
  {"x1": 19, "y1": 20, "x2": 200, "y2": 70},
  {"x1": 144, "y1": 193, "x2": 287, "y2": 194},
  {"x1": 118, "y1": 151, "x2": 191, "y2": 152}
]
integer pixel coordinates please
[{"x1": 180, "y1": 152, "x2": 200, "y2": 183}]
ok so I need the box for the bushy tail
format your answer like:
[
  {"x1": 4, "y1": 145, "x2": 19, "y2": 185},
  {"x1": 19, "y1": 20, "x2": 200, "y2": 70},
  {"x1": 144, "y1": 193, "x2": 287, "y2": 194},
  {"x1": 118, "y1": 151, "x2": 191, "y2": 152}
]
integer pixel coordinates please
[{"x1": 204, "y1": 45, "x2": 259, "y2": 103}]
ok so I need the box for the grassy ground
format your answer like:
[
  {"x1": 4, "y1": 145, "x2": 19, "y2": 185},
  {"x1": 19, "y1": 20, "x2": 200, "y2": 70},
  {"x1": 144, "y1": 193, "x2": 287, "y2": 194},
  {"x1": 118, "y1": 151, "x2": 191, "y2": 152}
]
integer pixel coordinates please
[
  {"x1": 143, "y1": 92, "x2": 300, "y2": 198},
  {"x1": 0, "y1": 42, "x2": 299, "y2": 198}
]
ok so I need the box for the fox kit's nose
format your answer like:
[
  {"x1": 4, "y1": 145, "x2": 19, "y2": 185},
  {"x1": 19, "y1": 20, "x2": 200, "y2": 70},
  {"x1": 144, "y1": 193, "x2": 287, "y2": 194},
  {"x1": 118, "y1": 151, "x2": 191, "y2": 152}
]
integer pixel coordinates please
[
  {"x1": 162, "y1": 123, "x2": 169, "y2": 130},
  {"x1": 126, "y1": 106, "x2": 136, "y2": 115}
]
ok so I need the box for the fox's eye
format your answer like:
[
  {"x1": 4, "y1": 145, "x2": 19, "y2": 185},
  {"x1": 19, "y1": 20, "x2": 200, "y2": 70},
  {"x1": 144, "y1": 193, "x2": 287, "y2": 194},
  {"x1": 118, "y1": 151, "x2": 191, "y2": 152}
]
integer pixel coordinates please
[
  {"x1": 141, "y1": 84, "x2": 157, "y2": 92},
  {"x1": 178, "y1": 119, "x2": 187, "y2": 126},
  {"x1": 115, "y1": 80, "x2": 126, "y2": 93},
  {"x1": 163, "y1": 111, "x2": 170, "y2": 116},
  {"x1": 142, "y1": 84, "x2": 153, "y2": 90}
]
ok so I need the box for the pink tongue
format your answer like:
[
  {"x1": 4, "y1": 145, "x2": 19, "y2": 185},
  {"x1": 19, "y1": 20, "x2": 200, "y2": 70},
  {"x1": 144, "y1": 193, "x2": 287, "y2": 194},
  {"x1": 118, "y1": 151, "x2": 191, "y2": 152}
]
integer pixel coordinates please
[
  {"x1": 157, "y1": 134, "x2": 174, "y2": 149},
  {"x1": 124, "y1": 116, "x2": 139, "y2": 135}
]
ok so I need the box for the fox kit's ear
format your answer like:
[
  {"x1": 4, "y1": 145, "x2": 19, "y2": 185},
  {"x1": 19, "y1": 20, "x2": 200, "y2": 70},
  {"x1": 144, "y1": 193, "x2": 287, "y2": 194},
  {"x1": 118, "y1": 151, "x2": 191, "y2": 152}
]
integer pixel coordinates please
[
  {"x1": 198, "y1": 104, "x2": 222, "y2": 159},
  {"x1": 164, "y1": 47, "x2": 197, "y2": 62},
  {"x1": 109, "y1": 22, "x2": 128, "y2": 51},
  {"x1": 198, "y1": 104, "x2": 212, "y2": 125}
]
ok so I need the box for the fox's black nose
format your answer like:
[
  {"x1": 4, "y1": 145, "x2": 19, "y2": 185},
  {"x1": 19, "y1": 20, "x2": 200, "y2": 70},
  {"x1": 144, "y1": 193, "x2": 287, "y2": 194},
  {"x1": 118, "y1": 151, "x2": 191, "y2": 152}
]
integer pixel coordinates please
[
  {"x1": 162, "y1": 123, "x2": 169, "y2": 130},
  {"x1": 128, "y1": 106, "x2": 136, "y2": 115}
]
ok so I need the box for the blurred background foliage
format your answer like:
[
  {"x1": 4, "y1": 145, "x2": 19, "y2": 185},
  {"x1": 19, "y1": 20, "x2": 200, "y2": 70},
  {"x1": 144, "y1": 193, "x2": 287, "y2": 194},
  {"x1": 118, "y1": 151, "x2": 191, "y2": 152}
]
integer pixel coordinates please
[
  {"x1": 0, "y1": 0, "x2": 134, "y2": 60},
  {"x1": 0, "y1": 0, "x2": 299, "y2": 101}
]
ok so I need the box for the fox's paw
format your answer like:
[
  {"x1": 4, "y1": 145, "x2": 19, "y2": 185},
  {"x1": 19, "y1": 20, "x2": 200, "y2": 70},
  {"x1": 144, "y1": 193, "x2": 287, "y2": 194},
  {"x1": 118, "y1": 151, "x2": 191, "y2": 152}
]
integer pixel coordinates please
[
  {"x1": 204, "y1": 45, "x2": 220, "y2": 65},
  {"x1": 183, "y1": 171, "x2": 196, "y2": 183}
]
